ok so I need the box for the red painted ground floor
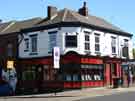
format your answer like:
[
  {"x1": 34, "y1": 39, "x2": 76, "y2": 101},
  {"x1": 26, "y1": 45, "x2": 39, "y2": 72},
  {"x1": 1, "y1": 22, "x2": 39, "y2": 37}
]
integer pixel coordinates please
[{"x1": 17, "y1": 52, "x2": 125, "y2": 93}]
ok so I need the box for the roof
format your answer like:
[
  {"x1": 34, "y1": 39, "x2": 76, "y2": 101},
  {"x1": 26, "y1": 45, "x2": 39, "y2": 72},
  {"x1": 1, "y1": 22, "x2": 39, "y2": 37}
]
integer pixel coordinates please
[
  {"x1": 0, "y1": 8, "x2": 132, "y2": 37},
  {"x1": 35, "y1": 8, "x2": 132, "y2": 36},
  {"x1": 0, "y1": 17, "x2": 42, "y2": 35},
  {"x1": 0, "y1": 22, "x2": 13, "y2": 32}
]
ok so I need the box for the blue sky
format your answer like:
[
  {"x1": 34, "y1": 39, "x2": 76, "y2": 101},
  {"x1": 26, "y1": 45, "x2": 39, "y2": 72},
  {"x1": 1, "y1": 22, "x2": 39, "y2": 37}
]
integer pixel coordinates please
[{"x1": 0, "y1": 0, "x2": 135, "y2": 44}]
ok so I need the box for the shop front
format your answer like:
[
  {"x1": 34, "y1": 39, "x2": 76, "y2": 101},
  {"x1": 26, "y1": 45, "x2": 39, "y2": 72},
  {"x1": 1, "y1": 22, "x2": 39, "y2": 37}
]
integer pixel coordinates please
[
  {"x1": 17, "y1": 52, "x2": 106, "y2": 92},
  {"x1": 61, "y1": 52, "x2": 104, "y2": 88},
  {"x1": 18, "y1": 51, "x2": 132, "y2": 93},
  {"x1": 17, "y1": 57, "x2": 58, "y2": 93}
]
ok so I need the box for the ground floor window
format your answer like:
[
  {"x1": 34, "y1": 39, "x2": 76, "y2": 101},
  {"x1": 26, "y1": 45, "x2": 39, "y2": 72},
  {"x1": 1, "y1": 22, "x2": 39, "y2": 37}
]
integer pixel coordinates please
[
  {"x1": 64, "y1": 74, "x2": 80, "y2": 81},
  {"x1": 81, "y1": 64, "x2": 104, "y2": 81},
  {"x1": 22, "y1": 66, "x2": 36, "y2": 80}
]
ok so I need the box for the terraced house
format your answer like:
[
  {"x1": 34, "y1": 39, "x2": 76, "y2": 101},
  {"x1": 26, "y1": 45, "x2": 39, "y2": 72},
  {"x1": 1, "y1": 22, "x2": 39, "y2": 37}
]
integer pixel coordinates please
[
  {"x1": 0, "y1": 18, "x2": 42, "y2": 93},
  {"x1": 17, "y1": 2, "x2": 133, "y2": 93}
]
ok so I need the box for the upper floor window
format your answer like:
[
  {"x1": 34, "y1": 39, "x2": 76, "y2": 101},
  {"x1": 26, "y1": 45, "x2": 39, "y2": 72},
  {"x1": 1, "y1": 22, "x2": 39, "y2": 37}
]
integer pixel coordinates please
[
  {"x1": 65, "y1": 34, "x2": 77, "y2": 47},
  {"x1": 48, "y1": 31, "x2": 57, "y2": 52},
  {"x1": 124, "y1": 39, "x2": 128, "y2": 47},
  {"x1": 111, "y1": 36, "x2": 116, "y2": 54},
  {"x1": 30, "y1": 34, "x2": 37, "y2": 53},
  {"x1": 122, "y1": 39, "x2": 129, "y2": 58},
  {"x1": 84, "y1": 31, "x2": 90, "y2": 51},
  {"x1": 24, "y1": 39, "x2": 29, "y2": 51},
  {"x1": 7, "y1": 43, "x2": 13, "y2": 57},
  {"x1": 95, "y1": 34, "x2": 100, "y2": 52}
]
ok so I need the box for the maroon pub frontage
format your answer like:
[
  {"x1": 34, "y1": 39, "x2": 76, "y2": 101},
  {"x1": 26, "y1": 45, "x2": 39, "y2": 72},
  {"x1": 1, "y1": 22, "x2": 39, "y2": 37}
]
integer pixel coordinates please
[{"x1": 17, "y1": 51, "x2": 123, "y2": 93}]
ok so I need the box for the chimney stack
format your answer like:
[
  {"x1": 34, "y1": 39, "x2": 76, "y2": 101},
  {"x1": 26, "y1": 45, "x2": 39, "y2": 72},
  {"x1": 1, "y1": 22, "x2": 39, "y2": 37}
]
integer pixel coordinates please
[
  {"x1": 47, "y1": 6, "x2": 57, "y2": 19},
  {"x1": 0, "y1": 19, "x2": 2, "y2": 23},
  {"x1": 78, "y1": 2, "x2": 88, "y2": 16}
]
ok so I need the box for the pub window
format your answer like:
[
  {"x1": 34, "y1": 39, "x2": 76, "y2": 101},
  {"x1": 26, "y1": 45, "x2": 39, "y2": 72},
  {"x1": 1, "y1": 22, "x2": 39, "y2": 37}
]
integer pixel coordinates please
[
  {"x1": 66, "y1": 74, "x2": 72, "y2": 81},
  {"x1": 111, "y1": 36, "x2": 116, "y2": 54},
  {"x1": 48, "y1": 31, "x2": 57, "y2": 52},
  {"x1": 22, "y1": 67, "x2": 36, "y2": 80},
  {"x1": 65, "y1": 35, "x2": 77, "y2": 47},
  {"x1": 81, "y1": 64, "x2": 104, "y2": 81},
  {"x1": 73, "y1": 74, "x2": 79, "y2": 81},
  {"x1": 124, "y1": 39, "x2": 128, "y2": 47},
  {"x1": 30, "y1": 34, "x2": 37, "y2": 53},
  {"x1": 122, "y1": 39, "x2": 129, "y2": 58},
  {"x1": 84, "y1": 31, "x2": 90, "y2": 51},
  {"x1": 95, "y1": 34, "x2": 100, "y2": 52},
  {"x1": 24, "y1": 39, "x2": 29, "y2": 51}
]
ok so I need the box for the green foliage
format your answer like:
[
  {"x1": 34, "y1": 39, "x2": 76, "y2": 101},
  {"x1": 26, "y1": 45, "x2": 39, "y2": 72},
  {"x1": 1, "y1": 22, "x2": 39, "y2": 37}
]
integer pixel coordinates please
[{"x1": 132, "y1": 48, "x2": 135, "y2": 59}]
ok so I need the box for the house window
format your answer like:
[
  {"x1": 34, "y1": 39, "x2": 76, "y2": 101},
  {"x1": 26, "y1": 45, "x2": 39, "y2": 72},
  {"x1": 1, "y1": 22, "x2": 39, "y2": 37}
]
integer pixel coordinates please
[
  {"x1": 84, "y1": 31, "x2": 90, "y2": 51},
  {"x1": 48, "y1": 31, "x2": 57, "y2": 52},
  {"x1": 124, "y1": 39, "x2": 128, "y2": 47},
  {"x1": 65, "y1": 35, "x2": 77, "y2": 47},
  {"x1": 111, "y1": 36, "x2": 116, "y2": 54},
  {"x1": 24, "y1": 39, "x2": 29, "y2": 51},
  {"x1": 122, "y1": 39, "x2": 129, "y2": 58},
  {"x1": 7, "y1": 43, "x2": 13, "y2": 57},
  {"x1": 95, "y1": 34, "x2": 100, "y2": 52},
  {"x1": 30, "y1": 34, "x2": 37, "y2": 53},
  {"x1": 22, "y1": 66, "x2": 36, "y2": 80}
]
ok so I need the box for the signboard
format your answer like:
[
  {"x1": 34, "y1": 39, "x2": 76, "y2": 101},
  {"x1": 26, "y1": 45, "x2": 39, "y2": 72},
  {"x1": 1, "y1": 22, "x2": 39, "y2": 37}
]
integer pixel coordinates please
[
  {"x1": 53, "y1": 47, "x2": 60, "y2": 69},
  {"x1": 7, "y1": 61, "x2": 14, "y2": 69}
]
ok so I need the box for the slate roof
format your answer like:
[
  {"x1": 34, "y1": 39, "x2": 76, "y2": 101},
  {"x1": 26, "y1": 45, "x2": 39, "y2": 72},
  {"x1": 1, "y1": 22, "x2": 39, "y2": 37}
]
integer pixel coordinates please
[
  {"x1": 0, "y1": 22, "x2": 13, "y2": 32},
  {"x1": 35, "y1": 8, "x2": 132, "y2": 36},
  {"x1": 0, "y1": 17, "x2": 42, "y2": 35},
  {"x1": 0, "y1": 8, "x2": 132, "y2": 37}
]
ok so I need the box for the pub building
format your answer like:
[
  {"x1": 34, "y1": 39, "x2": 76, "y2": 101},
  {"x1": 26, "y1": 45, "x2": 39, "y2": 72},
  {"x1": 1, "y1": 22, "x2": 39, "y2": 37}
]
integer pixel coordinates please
[{"x1": 17, "y1": 2, "x2": 133, "y2": 93}]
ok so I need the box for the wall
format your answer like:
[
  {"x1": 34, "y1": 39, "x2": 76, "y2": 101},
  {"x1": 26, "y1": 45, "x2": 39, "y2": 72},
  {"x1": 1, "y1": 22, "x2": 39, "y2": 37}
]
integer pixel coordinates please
[
  {"x1": 0, "y1": 33, "x2": 18, "y2": 68},
  {"x1": 19, "y1": 26, "x2": 133, "y2": 59}
]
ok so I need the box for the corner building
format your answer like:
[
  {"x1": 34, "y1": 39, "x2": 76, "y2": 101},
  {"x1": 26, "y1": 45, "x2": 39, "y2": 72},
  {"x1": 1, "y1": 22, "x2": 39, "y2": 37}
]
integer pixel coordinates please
[{"x1": 18, "y1": 2, "x2": 133, "y2": 92}]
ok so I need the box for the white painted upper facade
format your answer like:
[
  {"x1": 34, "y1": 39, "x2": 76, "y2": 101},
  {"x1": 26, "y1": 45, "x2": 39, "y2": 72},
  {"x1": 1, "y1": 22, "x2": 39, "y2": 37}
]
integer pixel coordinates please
[{"x1": 19, "y1": 26, "x2": 133, "y2": 59}]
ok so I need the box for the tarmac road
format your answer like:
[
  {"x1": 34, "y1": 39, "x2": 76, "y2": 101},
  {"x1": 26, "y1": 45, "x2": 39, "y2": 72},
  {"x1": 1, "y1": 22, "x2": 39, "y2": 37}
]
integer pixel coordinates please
[
  {"x1": 77, "y1": 91, "x2": 135, "y2": 101},
  {"x1": 1, "y1": 87, "x2": 135, "y2": 101}
]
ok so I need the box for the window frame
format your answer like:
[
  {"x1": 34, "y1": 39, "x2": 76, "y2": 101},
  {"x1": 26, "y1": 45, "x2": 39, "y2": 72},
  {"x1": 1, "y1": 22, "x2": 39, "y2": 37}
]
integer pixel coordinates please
[
  {"x1": 30, "y1": 34, "x2": 38, "y2": 54},
  {"x1": 95, "y1": 34, "x2": 100, "y2": 53},
  {"x1": 48, "y1": 31, "x2": 57, "y2": 53},
  {"x1": 121, "y1": 39, "x2": 129, "y2": 58},
  {"x1": 111, "y1": 36, "x2": 117, "y2": 54},
  {"x1": 24, "y1": 38, "x2": 29, "y2": 52},
  {"x1": 65, "y1": 35, "x2": 77, "y2": 48},
  {"x1": 84, "y1": 31, "x2": 90, "y2": 51}
]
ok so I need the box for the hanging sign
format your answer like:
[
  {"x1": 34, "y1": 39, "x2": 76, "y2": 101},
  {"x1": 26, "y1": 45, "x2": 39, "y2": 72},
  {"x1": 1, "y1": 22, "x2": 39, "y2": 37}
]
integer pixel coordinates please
[{"x1": 53, "y1": 47, "x2": 60, "y2": 69}]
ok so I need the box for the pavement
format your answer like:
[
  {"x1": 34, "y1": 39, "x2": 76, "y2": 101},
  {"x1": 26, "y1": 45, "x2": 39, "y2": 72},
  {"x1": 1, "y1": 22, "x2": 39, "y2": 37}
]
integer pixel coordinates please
[{"x1": 1, "y1": 86, "x2": 135, "y2": 101}]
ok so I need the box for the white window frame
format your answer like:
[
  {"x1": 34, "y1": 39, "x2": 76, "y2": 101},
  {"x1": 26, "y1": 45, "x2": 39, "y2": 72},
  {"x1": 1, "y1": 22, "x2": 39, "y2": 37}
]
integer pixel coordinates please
[
  {"x1": 84, "y1": 31, "x2": 90, "y2": 51},
  {"x1": 48, "y1": 31, "x2": 57, "y2": 53},
  {"x1": 24, "y1": 38, "x2": 29, "y2": 52},
  {"x1": 95, "y1": 34, "x2": 100, "y2": 53},
  {"x1": 111, "y1": 36, "x2": 116, "y2": 54},
  {"x1": 30, "y1": 34, "x2": 38, "y2": 54}
]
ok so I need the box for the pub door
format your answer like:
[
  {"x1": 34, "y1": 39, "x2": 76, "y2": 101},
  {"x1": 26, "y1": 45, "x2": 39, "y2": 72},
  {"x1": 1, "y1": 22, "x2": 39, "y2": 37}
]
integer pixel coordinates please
[{"x1": 36, "y1": 65, "x2": 43, "y2": 92}]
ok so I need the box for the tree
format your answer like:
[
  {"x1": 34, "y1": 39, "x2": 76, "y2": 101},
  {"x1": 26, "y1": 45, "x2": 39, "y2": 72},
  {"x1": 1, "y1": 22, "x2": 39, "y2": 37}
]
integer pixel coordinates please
[{"x1": 132, "y1": 48, "x2": 135, "y2": 59}]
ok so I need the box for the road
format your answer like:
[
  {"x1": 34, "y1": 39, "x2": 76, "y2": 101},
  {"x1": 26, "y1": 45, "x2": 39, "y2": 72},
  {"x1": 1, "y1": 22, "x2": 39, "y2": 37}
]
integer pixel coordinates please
[
  {"x1": 77, "y1": 91, "x2": 135, "y2": 101},
  {"x1": 0, "y1": 87, "x2": 135, "y2": 101}
]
